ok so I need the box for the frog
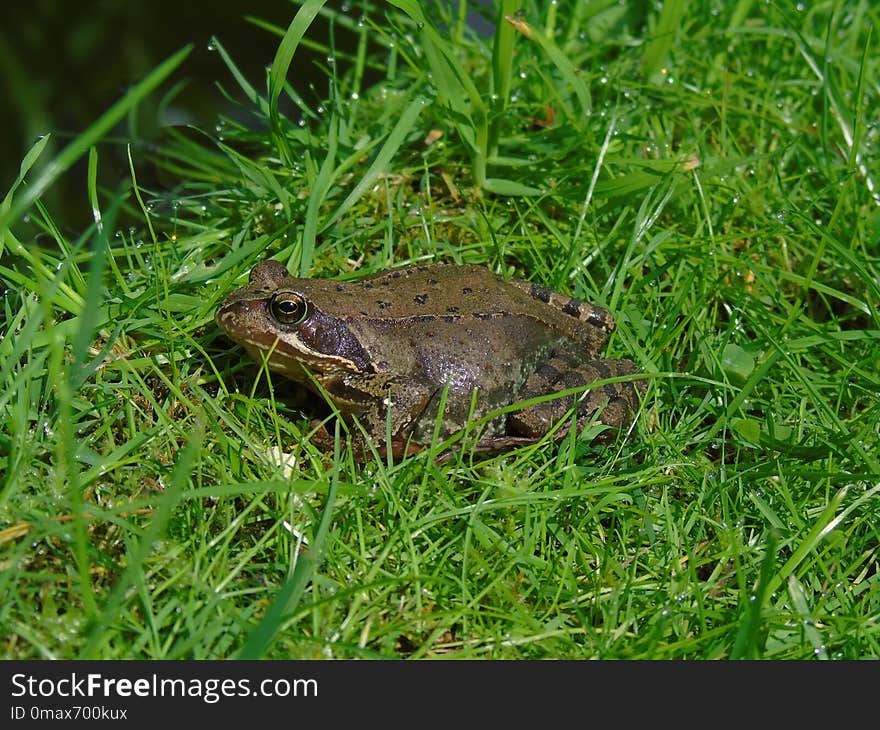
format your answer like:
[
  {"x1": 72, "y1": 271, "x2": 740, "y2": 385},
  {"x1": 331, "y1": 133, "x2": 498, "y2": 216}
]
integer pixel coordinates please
[{"x1": 215, "y1": 260, "x2": 645, "y2": 459}]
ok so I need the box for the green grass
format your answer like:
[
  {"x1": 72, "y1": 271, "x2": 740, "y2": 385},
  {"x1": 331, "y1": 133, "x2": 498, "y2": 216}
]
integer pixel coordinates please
[{"x1": 1, "y1": 0, "x2": 879, "y2": 659}]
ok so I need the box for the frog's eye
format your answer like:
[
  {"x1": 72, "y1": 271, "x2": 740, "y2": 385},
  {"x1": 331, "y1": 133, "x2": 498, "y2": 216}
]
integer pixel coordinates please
[{"x1": 269, "y1": 292, "x2": 309, "y2": 325}]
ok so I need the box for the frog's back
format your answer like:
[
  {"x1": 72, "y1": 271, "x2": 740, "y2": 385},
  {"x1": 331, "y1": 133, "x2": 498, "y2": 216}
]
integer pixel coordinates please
[
  {"x1": 302, "y1": 264, "x2": 612, "y2": 357},
  {"x1": 338, "y1": 264, "x2": 513, "y2": 319},
  {"x1": 331, "y1": 264, "x2": 571, "y2": 324}
]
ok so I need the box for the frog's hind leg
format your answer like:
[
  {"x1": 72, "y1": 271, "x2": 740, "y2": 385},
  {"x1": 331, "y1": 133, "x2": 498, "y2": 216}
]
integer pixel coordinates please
[
  {"x1": 506, "y1": 277, "x2": 616, "y2": 337},
  {"x1": 508, "y1": 350, "x2": 646, "y2": 439}
]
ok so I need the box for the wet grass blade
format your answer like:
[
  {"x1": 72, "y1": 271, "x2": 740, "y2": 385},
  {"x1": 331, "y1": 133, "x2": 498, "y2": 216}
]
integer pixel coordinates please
[
  {"x1": 505, "y1": 14, "x2": 591, "y2": 117},
  {"x1": 212, "y1": 37, "x2": 266, "y2": 112},
  {"x1": 768, "y1": 483, "x2": 880, "y2": 602},
  {"x1": 490, "y1": 0, "x2": 521, "y2": 149},
  {"x1": 267, "y1": 0, "x2": 328, "y2": 164},
  {"x1": 300, "y1": 117, "x2": 338, "y2": 275},
  {"x1": 729, "y1": 531, "x2": 777, "y2": 659},
  {"x1": 388, "y1": 0, "x2": 488, "y2": 184},
  {"x1": 1, "y1": 134, "x2": 52, "y2": 215},
  {"x1": 238, "y1": 454, "x2": 339, "y2": 659},
  {"x1": 71, "y1": 147, "x2": 112, "y2": 389},
  {"x1": 80, "y1": 420, "x2": 205, "y2": 658},
  {"x1": 641, "y1": 0, "x2": 687, "y2": 77},
  {"x1": 0, "y1": 45, "x2": 191, "y2": 232},
  {"x1": 323, "y1": 95, "x2": 428, "y2": 232},
  {"x1": 786, "y1": 574, "x2": 828, "y2": 659}
]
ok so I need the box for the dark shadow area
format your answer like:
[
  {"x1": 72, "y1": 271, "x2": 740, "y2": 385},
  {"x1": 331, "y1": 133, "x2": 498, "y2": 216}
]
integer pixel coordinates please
[{"x1": 0, "y1": 0, "x2": 339, "y2": 231}]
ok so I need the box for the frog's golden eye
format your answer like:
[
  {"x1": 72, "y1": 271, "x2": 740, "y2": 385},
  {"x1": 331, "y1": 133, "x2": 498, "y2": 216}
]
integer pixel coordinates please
[{"x1": 269, "y1": 292, "x2": 309, "y2": 325}]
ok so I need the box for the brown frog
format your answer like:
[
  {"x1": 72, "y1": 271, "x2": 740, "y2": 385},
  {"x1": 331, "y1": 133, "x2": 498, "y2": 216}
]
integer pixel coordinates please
[{"x1": 215, "y1": 261, "x2": 645, "y2": 458}]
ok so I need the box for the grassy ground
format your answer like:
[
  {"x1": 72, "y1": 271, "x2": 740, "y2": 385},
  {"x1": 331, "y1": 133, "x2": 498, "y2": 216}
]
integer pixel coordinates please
[{"x1": 1, "y1": 0, "x2": 878, "y2": 659}]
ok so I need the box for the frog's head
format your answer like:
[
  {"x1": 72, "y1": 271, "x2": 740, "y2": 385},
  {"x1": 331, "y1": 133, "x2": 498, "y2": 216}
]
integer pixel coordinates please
[{"x1": 215, "y1": 260, "x2": 374, "y2": 383}]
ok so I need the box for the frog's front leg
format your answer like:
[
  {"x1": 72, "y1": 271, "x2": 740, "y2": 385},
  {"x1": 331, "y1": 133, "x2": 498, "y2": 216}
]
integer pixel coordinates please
[
  {"x1": 340, "y1": 376, "x2": 437, "y2": 460},
  {"x1": 507, "y1": 348, "x2": 645, "y2": 440}
]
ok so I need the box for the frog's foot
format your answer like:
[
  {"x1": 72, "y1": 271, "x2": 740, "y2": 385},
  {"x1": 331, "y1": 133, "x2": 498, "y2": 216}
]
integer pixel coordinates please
[
  {"x1": 307, "y1": 419, "x2": 425, "y2": 462},
  {"x1": 508, "y1": 353, "x2": 646, "y2": 439},
  {"x1": 431, "y1": 436, "x2": 540, "y2": 464},
  {"x1": 306, "y1": 420, "x2": 341, "y2": 457}
]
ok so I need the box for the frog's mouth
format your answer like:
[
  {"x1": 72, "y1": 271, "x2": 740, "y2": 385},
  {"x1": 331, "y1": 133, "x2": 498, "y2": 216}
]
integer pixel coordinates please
[{"x1": 240, "y1": 337, "x2": 360, "y2": 382}]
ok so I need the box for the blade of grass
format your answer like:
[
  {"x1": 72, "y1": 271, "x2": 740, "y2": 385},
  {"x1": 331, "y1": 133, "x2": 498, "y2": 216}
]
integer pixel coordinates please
[
  {"x1": 490, "y1": 0, "x2": 521, "y2": 155},
  {"x1": 72, "y1": 147, "x2": 111, "y2": 389},
  {"x1": 322, "y1": 95, "x2": 428, "y2": 233},
  {"x1": 267, "y1": 0, "x2": 329, "y2": 165},
  {"x1": 300, "y1": 116, "x2": 338, "y2": 275},
  {"x1": 504, "y1": 14, "x2": 591, "y2": 117},
  {"x1": 388, "y1": 0, "x2": 489, "y2": 185},
  {"x1": 79, "y1": 418, "x2": 205, "y2": 658},
  {"x1": 0, "y1": 133, "x2": 52, "y2": 248},
  {"x1": 787, "y1": 574, "x2": 828, "y2": 659},
  {"x1": 50, "y1": 326, "x2": 96, "y2": 622},
  {"x1": 641, "y1": 0, "x2": 687, "y2": 77},
  {"x1": 211, "y1": 36, "x2": 267, "y2": 112},
  {"x1": 763, "y1": 483, "x2": 880, "y2": 600},
  {"x1": 0, "y1": 45, "x2": 191, "y2": 232},
  {"x1": 483, "y1": 178, "x2": 542, "y2": 196},
  {"x1": 729, "y1": 531, "x2": 777, "y2": 659},
  {"x1": 238, "y1": 436, "x2": 340, "y2": 659}
]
